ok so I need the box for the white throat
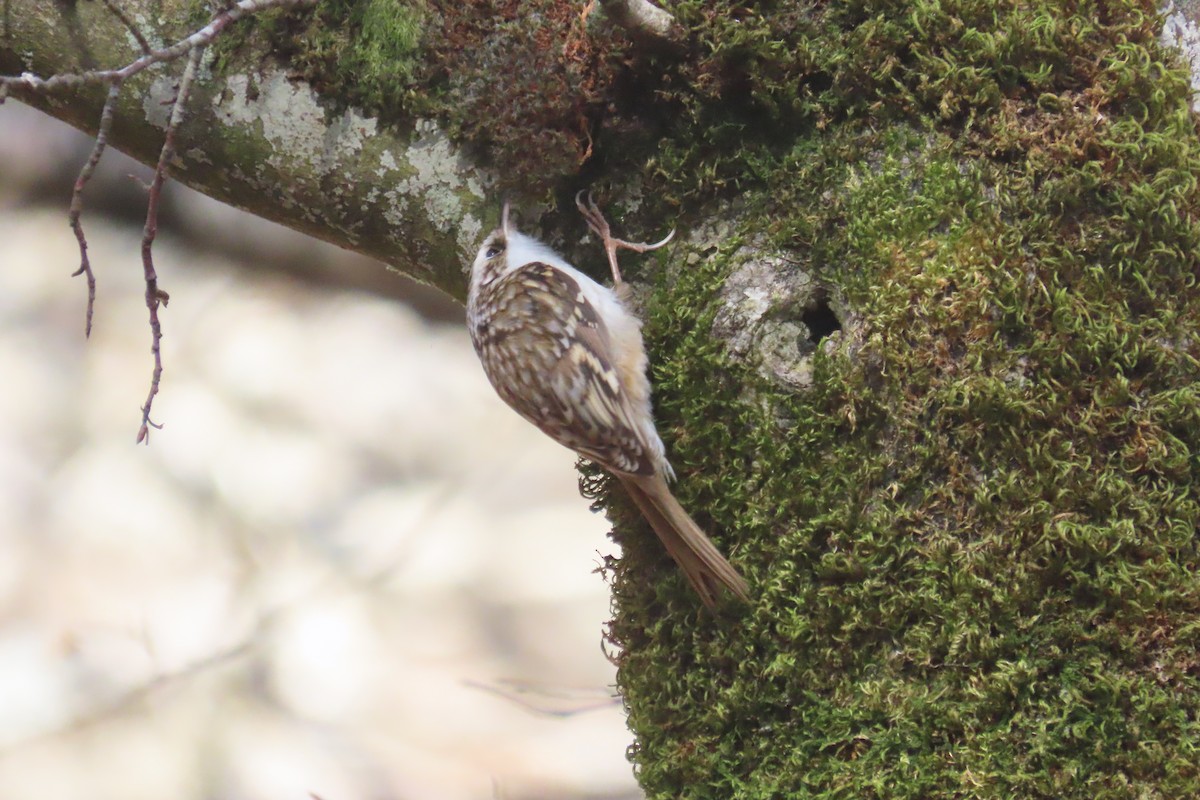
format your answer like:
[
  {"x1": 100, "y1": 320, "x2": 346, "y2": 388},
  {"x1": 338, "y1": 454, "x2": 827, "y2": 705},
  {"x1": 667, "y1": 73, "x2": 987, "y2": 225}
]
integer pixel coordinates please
[{"x1": 503, "y1": 230, "x2": 575, "y2": 273}]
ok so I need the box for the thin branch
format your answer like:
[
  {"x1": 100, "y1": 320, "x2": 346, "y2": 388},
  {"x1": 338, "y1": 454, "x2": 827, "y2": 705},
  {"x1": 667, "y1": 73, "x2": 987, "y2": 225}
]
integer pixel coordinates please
[
  {"x1": 0, "y1": 0, "x2": 315, "y2": 93},
  {"x1": 463, "y1": 678, "x2": 620, "y2": 718},
  {"x1": 136, "y1": 45, "x2": 203, "y2": 444},
  {"x1": 97, "y1": 0, "x2": 153, "y2": 55},
  {"x1": 0, "y1": 619, "x2": 266, "y2": 757},
  {"x1": 3, "y1": 0, "x2": 318, "y2": 442},
  {"x1": 69, "y1": 81, "x2": 122, "y2": 338}
]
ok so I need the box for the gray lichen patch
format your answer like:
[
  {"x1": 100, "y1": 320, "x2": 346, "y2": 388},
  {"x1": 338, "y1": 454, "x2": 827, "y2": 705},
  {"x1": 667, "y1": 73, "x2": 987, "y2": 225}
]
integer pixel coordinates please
[
  {"x1": 210, "y1": 70, "x2": 379, "y2": 197},
  {"x1": 143, "y1": 73, "x2": 176, "y2": 130},
  {"x1": 711, "y1": 245, "x2": 851, "y2": 390},
  {"x1": 204, "y1": 69, "x2": 490, "y2": 268},
  {"x1": 214, "y1": 71, "x2": 328, "y2": 165},
  {"x1": 1162, "y1": 1, "x2": 1200, "y2": 111},
  {"x1": 325, "y1": 108, "x2": 378, "y2": 164},
  {"x1": 385, "y1": 119, "x2": 490, "y2": 257}
]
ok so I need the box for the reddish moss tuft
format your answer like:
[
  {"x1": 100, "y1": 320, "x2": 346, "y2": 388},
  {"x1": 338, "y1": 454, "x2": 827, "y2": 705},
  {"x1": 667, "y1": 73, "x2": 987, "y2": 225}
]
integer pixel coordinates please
[{"x1": 423, "y1": 0, "x2": 630, "y2": 194}]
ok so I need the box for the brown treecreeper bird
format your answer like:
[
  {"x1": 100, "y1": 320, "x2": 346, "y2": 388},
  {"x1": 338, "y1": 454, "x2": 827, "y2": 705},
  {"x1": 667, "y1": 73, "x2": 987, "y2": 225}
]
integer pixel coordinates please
[{"x1": 466, "y1": 192, "x2": 749, "y2": 607}]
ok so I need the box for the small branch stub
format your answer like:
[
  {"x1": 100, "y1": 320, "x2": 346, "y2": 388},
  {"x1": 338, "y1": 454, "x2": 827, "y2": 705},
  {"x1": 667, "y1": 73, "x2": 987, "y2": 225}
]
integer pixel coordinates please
[{"x1": 598, "y1": 0, "x2": 684, "y2": 50}]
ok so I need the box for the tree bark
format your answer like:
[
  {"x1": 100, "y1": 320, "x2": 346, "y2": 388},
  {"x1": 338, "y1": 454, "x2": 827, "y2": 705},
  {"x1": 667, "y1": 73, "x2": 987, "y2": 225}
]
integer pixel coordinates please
[
  {"x1": 5, "y1": 2, "x2": 1200, "y2": 798},
  {"x1": 2, "y1": 0, "x2": 488, "y2": 301}
]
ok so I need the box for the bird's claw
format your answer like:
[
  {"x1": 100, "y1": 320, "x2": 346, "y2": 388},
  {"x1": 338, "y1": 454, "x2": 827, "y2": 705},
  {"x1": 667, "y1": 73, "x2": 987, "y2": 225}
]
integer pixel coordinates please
[{"x1": 575, "y1": 190, "x2": 674, "y2": 285}]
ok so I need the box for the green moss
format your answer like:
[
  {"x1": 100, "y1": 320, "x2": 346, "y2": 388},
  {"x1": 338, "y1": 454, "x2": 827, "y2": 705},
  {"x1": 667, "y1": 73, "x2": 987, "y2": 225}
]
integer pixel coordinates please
[
  {"x1": 355, "y1": 0, "x2": 423, "y2": 90},
  {"x1": 231, "y1": 0, "x2": 425, "y2": 122},
  {"x1": 595, "y1": 2, "x2": 1200, "y2": 798}
]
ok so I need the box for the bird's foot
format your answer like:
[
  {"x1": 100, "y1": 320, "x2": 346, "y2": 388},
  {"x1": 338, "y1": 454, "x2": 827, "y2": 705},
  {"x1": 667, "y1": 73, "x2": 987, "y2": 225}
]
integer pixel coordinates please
[{"x1": 575, "y1": 191, "x2": 675, "y2": 286}]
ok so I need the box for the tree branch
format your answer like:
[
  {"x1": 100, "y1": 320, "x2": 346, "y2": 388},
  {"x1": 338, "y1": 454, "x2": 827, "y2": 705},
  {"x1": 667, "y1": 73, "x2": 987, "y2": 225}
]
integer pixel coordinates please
[
  {"x1": 1, "y1": 0, "x2": 490, "y2": 304},
  {"x1": 136, "y1": 45, "x2": 203, "y2": 444},
  {"x1": 68, "y1": 81, "x2": 121, "y2": 338},
  {"x1": 4, "y1": 0, "x2": 326, "y2": 441},
  {"x1": 2, "y1": 0, "x2": 316, "y2": 92}
]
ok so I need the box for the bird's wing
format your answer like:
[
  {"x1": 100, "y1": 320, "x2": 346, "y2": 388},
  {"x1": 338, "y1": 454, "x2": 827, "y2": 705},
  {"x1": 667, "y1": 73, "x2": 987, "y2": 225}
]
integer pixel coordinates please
[{"x1": 471, "y1": 261, "x2": 656, "y2": 475}]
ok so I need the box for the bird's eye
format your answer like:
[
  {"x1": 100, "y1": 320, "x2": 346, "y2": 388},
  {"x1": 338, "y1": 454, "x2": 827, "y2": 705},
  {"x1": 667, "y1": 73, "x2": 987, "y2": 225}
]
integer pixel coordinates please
[{"x1": 485, "y1": 246, "x2": 502, "y2": 259}]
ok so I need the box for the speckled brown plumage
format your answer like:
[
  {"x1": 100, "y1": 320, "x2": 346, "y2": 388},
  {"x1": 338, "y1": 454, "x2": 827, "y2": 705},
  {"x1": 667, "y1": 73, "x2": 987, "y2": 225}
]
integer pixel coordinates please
[
  {"x1": 471, "y1": 261, "x2": 657, "y2": 476},
  {"x1": 465, "y1": 196, "x2": 749, "y2": 607}
]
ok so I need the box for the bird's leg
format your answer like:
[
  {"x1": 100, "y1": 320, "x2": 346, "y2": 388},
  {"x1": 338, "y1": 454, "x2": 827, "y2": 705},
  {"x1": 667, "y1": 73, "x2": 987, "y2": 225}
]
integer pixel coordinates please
[{"x1": 575, "y1": 191, "x2": 675, "y2": 287}]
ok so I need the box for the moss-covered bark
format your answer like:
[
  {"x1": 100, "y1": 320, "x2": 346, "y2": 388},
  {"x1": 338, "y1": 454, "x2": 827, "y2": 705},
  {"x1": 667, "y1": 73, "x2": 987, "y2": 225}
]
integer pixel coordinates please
[
  {"x1": 5, "y1": 1, "x2": 1200, "y2": 797},
  {"x1": 595, "y1": 3, "x2": 1200, "y2": 798}
]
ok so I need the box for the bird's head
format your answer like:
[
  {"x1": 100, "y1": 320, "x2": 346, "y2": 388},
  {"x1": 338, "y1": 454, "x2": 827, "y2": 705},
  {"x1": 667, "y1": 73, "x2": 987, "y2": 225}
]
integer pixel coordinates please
[
  {"x1": 470, "y1": 200, "x2": 513, "y2": 285},
  {"x1": 470, "y1": 200, "x2": 575, "y2": 294}
]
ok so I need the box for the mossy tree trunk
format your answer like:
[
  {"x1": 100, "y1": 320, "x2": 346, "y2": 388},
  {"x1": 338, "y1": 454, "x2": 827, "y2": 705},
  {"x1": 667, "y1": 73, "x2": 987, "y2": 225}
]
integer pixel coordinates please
[{"x1": 5, "y1": 1, "x2": 1200, "y2": 797}]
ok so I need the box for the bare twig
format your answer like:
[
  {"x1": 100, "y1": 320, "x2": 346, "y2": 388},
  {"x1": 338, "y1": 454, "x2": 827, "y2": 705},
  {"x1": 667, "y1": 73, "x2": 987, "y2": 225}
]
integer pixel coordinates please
[
  {"x1": 69, "y1": 81, "x2": 122, "y2": 338},
  {"x1": 136, "y1": 45, "x2": 203, "y2": 444},
  {"x1": 0, "y1": 0, "x2": 316, "y2": 94},
  {"x1": 97, "y1": 0, "x2": 153, "y2": 55},
  {"x1": 3, "y1": 0, "x2": 318, "y2": 441},
  {"x1": 463, "y1": 678, "x2": 620, "y2": 717},
  {"x1": 0, "y1": 619, "x2": 266, "y2": 757},
  {"x1": 598, "y1": 0, "x2": 683, "y2": 49}
]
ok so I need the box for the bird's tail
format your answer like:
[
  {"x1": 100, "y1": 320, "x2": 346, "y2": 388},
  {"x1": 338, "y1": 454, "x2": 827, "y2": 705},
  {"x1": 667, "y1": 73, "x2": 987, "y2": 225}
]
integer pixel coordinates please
[{"x1": 618, "y1": 474, "x2": 750, "y2": 608}]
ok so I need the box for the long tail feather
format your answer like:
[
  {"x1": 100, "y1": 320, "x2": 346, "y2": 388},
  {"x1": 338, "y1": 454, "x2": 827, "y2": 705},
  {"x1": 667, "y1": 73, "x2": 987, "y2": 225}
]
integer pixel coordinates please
[{"x1": 618, "y1": 474, "x2": 750, "y2": 608}]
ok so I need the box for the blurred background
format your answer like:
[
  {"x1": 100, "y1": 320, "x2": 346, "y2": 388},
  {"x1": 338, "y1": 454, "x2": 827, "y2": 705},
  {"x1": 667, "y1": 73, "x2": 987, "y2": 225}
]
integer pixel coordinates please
[{"x1": 0, "y1": 100, "x2": 640, "y2": 800}]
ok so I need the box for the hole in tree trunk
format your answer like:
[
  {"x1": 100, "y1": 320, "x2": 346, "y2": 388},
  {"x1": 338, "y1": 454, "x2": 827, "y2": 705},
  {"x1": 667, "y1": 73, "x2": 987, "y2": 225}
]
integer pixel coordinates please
[{"x1": 802, "y1": 291, "x2": 841, "y2": 344}]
